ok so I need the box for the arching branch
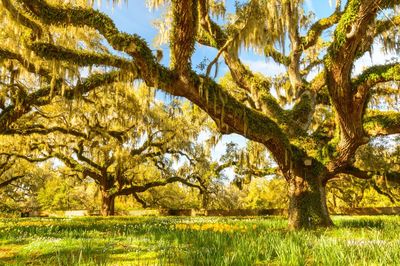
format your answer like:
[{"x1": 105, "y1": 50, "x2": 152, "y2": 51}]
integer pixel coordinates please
[
  {"x1": 30, "y1": 42, "x2": 135, "y2": 70},
  {"x1": 301, "y1": 7, "x2": 342, "y2": 50},
  {"x1": 353, "y1": 63, "x2": 400, "y2": 92},
  {"x1": 51, "y1": 151, "x2": 103, "y2": 181},
  {"x1": 17, "y1": 0, "x2": 155, "y2": 61},
  {"x1": 364, "y1": 112, "x2": 400, "y2": 137}
]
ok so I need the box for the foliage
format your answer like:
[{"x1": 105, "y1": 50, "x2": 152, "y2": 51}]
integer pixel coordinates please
[
  {"x1": 241, "y1": 177, "x2": 288, "y2": 209},
  {"x1": 37, "y1": 171, "x2": 98, "y2": 211},
  {"x1": 0, "y1": 160, "x2": 55, "y2": 215}
]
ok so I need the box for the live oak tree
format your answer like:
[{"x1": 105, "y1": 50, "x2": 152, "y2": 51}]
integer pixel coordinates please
[
  {"x1": 5, "y1": 83, "x2": 209, "y2": 216},
  {"x1": 1, "y1": 0, "x2": 400, "y2": 228}
]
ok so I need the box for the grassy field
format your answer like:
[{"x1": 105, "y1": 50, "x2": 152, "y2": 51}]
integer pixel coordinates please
[{"x1": 1, "y1": 216, "x2": 400, "y2": 265}]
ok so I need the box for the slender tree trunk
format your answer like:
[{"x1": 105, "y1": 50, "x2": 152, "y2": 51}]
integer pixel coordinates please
[
  {"x1": 100, "y1": 191, "x2": 115, "y2": 216},
  {"x1": 201, "y1": 193, "x2": 209, "y2": 209},
  {"x1": 287, "y1": 168, "x2": 333, "y2": 230}
]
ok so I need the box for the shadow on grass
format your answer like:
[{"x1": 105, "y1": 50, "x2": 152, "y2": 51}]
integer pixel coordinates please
[{"x1": 1, "y1": 233, "x2": 168, "y2": 265}]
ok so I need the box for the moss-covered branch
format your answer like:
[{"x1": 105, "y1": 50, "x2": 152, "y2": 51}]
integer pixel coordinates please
[
  {"x1": 74, "y1": 141, "x2": 106, "y2": 172},
  {"x1": 0, "y1": 152, "x2": 51, "y2": 163},
  {"x1": 0, "y1": 175, "x2": 24, "y2": 189},
  {"x1": 364, "y1": 111, "x2": 400, "y2": 136},
  {"x1": 0, "y1": 47, "x2": 51, "y2": 80},
  {"x1": 290, "y1": 91, "x2": 315, "y2": 132},
  {"x1": 30, "y1": 42, "x2": 135, "y2": 70},
  {"x1": 301, "y1": 9, "x2": 342, "y2": 50},
  {"x1": 3, "y1": 125, "x2": 88, "y2": 139},
  {"x1": 197, "y1": 0, "x2": 227, "y2": 48},
  {"x1": 18, "y1": 0, "x2": 155, "y2": 61},
  {"x1": 264, "y1": 45, "x2": 290, "y2": 66},
  {"x1": 353, "y1": 63, "x2": 400, "y2": 90},
  {"x1": 340, "y1": 166, "x2": 374, "y2": 180}
]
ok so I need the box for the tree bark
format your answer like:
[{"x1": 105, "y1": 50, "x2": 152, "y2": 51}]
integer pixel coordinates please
[
  {"x1": 100, "y1": 191, "x2": 115, "y2": 216},
  {"x1": 287, "y1": 168, "x2": 333, "y2": 229},
  {"x1": 201, "y1": 192, "x2": 209, "y2": 209}
]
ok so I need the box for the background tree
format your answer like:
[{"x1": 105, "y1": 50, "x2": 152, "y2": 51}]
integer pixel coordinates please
[
  {"x1": 0, "y1": 0, "x2": 399, "y2": 228},
  {"x1": 5, "y1": 83, "x2": 209, "y2": 215},
  {"x1": 327, "y1": 138, "x2": 400, "y2": 209}
]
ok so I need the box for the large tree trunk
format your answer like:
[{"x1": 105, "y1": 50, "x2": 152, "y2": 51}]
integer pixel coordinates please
[
  {"x1": 287, "y1": 169, "x2": 333, "y2": 230},
  {"x1": 100, "y1": 191, "x2": 115, "y2": 216}
]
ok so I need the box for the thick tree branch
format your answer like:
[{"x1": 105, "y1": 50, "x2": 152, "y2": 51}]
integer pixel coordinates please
[
  {"x1": 364, "y1": 111, "x2": 400, "y2": 136},
  {"x1": 116, "y1": 176, "x2": 201, "y2": 196},
  {"x1": 51, "y1": 151, "x2": 103, "y2": 181},
  {"x1": 0, "y1": 48, "x2": 52, "y2": 79},
  {"x1": 74, "y1": 141, "x2": 105, "y2": 172},
  {"x1": 264, "y1": 45, "x2": 290, "y2": 66},
  {"x1": 0, "y1": 152, "x2": 52, "y2": 163},
  {"x1": 301, "y1": 8, "x2": 342, "y2": 50},
  {"x1": 353, "y1": 63, "x2": 400, "y2": 92},
  {"x1": 370, "y1": 179, "x2": 396, "y2": 203},
  {"x1": 18, "y1": 0, "x2": 155, "y2": 61},
  {"x1": 324, "y1": 0, "x2": 387, "y2": 171},
  {"x1": 340, "y1": 166, "x2": 374, "y2": 180},
  {"x1": 132, "y1": 192, "x2": 149, "y2": 208},
  {"x1": 30, "y1": 42, "x2": 135, "y2": 70},
  {"x1": 3, "y1": 125, "x2": 88, "y2": 139}
]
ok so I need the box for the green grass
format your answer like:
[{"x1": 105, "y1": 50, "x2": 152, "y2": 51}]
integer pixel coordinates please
[{"x1": 0, "y1": 216, "x2": 400, "y2": 265}]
